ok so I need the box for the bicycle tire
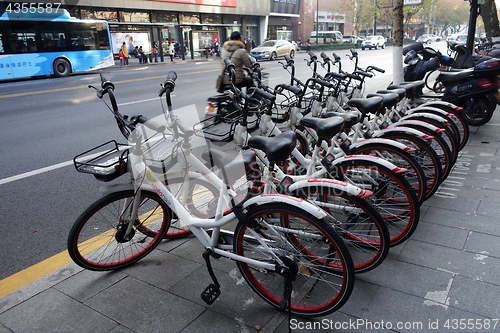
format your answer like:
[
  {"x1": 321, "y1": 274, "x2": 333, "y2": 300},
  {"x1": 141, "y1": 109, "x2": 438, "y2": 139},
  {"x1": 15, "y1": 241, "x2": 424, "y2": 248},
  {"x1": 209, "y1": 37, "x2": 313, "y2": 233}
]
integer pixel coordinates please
[
  {"x1": 424, "y1": 69, "x2": 441, "y2": 91},
  {"x1": 233, "y1": 203, "x2": 355, "y2": 317},
  {"x1": 161, "y1": 177, "x2": 220, "y2": 238},
  {"x1": 414, "y1": 103, "x2": 470, "y2": 151},
  {"x1": 396, "y1": 122, "x2": 454, "y2": 181},
  {"x1": 67, "y1": 190, "x2": 171, "y2": 271},
  {"x1": 377, "y1": 131, "x2": 443, "y2": 200},
  {"x1": 292, "y1": 185, "x2": 390, "y2": 273},
  {"x1": 334, "y1": 159, "x2": 420, "y2": 246},
  {"x1": 350, "y1": 142, "x2": 427, "y2": 205}
]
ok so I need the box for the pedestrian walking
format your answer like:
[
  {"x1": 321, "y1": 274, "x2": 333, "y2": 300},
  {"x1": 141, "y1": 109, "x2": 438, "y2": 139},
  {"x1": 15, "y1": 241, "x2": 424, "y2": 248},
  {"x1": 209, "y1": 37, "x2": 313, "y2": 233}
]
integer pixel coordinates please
[
  {"x1": 168, "y1": 41, "x2": 175, "y2": 62},
  {"x1": 246, "y1": 37, "x2": 252, "y2": 53},
  {"x1": 220, "y1": 31, "x2": 254, "y2": 92},
  {"x1": 153, "y1": 42, "x2": 159, "y2": 62}
]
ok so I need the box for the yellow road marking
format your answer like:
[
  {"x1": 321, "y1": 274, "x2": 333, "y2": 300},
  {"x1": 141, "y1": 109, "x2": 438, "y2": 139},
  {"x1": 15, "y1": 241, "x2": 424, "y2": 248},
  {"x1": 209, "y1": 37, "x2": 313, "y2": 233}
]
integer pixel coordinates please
[
  {"x1": 0, "y1": 210, "x2": 165, "y2": 299},
  {"x1": 0, "y1": 69, "x2": 219, "y2": 100}
]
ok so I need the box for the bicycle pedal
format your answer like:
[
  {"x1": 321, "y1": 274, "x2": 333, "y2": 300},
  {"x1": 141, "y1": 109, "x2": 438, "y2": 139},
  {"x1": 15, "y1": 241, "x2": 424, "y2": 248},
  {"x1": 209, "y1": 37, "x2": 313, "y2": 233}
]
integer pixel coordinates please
[{"x1": 201, "y1": 283, "x2": 221, "y2": 304}]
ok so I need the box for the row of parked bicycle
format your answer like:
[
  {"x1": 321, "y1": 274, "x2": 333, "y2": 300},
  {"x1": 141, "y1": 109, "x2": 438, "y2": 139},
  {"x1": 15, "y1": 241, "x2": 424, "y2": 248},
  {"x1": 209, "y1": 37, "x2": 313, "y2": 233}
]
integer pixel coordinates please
[{"x1": 66, "y1": 49, "x2": 472, "y2": 321}]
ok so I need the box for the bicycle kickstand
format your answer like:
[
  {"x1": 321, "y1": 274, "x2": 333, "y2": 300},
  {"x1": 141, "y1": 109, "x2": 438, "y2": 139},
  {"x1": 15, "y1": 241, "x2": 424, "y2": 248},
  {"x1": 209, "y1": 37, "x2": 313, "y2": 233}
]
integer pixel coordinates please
[{"x1": 201, "y1": 249, "x2": 221, "y2": 305}]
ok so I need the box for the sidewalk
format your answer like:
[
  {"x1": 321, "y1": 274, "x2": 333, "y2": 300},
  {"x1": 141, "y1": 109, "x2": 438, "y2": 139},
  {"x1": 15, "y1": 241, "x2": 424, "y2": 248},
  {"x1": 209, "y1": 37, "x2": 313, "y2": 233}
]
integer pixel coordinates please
[{"x1": 2, "y1": 112, "x2": 500, "y2": 332}]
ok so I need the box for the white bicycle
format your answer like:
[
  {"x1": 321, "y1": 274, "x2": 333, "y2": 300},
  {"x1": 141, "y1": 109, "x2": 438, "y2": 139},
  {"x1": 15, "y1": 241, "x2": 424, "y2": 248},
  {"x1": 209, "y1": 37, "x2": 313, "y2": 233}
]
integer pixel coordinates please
[{"x1": 67, "y1": 72, "x2": 355, "y2": 317}]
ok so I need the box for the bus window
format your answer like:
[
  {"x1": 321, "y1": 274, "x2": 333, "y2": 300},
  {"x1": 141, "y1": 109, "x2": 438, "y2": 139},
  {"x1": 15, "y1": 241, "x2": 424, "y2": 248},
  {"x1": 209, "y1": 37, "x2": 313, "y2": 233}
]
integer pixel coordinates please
[
  {"x1": 5, "y1": 26, "x2": 37, "y2": 53},
  {"x1": 69, "y1": 25, "x2": 97, "y2": 50},
  {"x1": 39, "y1": 24, "x2": 67, "y2": 52}
]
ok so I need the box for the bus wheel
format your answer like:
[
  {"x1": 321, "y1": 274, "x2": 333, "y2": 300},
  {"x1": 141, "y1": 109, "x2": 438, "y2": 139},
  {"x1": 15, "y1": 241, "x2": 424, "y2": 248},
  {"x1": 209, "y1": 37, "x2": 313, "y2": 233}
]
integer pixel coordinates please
[{"x1": 53, "y1": 59, "x2": 71, "y2": 77}]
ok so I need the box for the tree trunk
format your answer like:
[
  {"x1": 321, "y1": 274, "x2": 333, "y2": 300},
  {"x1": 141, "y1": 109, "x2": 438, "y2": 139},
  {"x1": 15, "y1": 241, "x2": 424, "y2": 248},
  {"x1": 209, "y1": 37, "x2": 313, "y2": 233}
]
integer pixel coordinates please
[
  {"x1": 481, "y1": 0, "x2": 500, "y2": 38},
  {"x1": 393, "y1": 0, "x2": 404, "y2": 84}
]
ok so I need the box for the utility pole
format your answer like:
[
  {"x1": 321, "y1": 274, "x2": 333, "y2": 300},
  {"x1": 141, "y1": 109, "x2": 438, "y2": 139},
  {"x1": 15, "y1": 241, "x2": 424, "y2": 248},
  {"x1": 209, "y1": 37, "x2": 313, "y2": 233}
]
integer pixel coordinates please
[
  {"x1": 393, "y1": 0, "x2": 404, "y2": 84},
  {"x1": 466, "y1": 0, "x2": 478, "y2": 53},
  {"x1": 316, "y1": 0, "x2": 319, "y2": 44}
]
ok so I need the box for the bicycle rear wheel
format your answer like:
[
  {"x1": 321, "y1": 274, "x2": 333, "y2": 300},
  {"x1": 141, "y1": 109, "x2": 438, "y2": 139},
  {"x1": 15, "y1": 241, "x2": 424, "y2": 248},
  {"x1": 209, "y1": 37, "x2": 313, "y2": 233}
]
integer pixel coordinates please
[
  {"x1": 334, "y1": 159, "x2": 420, "y2": 246},
  {"x1": 293, "y1": 186, "x2": 390, "y2": 273},
  {"x1": 233, "y1": 203, "x2": 355, "y2": 317},
  {"x1": 67, "y1": 190, "x2": 171, "y2": 271},
  {"x1": 161, "y1": 177, "x2": 220, "y2": 238}
]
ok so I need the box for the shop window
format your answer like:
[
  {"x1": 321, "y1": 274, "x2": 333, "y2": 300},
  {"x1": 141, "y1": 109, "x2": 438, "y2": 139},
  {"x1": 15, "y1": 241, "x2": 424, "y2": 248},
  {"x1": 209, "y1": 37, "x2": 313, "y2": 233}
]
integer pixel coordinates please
[
  {"x1": 201, "y1": 14, "x2": 222, "y2": 25},
  {"x1": 224, "y1": 15, "x2": 240, "y2": 25},
  {"x1": 180, "y1": 14, "x2": 200, "y2": 24},
  {"x1": 119, "y1": 11, "x2": 150, "y2": 23},
  {"x1": 80, "y1": 9, "x2": 118, "y2": 21},
  {"x1": 152, "y1": 12, "x2": 178, "y2": 24}
]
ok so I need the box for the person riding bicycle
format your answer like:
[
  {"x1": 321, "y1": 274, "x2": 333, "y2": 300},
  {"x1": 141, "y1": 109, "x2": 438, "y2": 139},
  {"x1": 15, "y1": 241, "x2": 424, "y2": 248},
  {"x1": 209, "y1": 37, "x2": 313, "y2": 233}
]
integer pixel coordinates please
[{"x1": 220, "y1": 31, "x2": 254, "y2": 91}]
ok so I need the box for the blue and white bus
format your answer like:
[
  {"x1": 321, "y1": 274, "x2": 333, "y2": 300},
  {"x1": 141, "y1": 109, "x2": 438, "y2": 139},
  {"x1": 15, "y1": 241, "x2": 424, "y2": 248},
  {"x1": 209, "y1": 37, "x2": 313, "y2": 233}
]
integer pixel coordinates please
[{"x1": 0, "y1": 8, "x2": 114, "y2": 79}]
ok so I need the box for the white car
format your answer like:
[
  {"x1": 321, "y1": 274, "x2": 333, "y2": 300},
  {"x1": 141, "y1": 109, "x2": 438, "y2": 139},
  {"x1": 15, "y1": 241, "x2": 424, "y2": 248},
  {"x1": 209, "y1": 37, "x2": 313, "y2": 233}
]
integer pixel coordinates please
[{"x1": 361, "y1": 36, "x2": 386, "y2": 50}]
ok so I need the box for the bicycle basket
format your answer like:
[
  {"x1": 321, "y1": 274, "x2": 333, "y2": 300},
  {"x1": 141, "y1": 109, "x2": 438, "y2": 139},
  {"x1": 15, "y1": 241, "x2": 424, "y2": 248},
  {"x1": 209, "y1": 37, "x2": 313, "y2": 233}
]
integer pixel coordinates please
[{"x1": 74, "y1": 140, "x2": 128, "y2": 182}]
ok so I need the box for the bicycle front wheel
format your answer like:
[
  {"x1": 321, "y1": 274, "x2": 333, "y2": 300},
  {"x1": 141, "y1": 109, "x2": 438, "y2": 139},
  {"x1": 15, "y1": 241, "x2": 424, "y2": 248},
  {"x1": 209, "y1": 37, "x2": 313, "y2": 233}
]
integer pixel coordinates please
[
  {"x1": 233, "y1": 203, "x2": 355, "y2": 317},
  {"x1": 67, "y1": 190, "x2": 171, "y2": 271}
]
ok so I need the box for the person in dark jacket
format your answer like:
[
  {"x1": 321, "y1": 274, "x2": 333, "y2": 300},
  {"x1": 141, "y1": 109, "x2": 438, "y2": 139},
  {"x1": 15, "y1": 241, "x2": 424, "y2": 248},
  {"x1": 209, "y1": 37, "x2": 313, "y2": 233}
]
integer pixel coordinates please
[{"x1": 220, "y1": 31, "x2": 254, "y2": 91}]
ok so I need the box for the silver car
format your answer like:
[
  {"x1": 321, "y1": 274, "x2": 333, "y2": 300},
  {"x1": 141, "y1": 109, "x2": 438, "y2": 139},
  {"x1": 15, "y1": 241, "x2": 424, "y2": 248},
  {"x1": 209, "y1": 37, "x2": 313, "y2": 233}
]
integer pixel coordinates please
[
  {"x1": 361, "y1": 36, "x2": 386, "y2": 50},
  {"x1": 250, "y1": 40, "x2": 296, "y2": 61}
]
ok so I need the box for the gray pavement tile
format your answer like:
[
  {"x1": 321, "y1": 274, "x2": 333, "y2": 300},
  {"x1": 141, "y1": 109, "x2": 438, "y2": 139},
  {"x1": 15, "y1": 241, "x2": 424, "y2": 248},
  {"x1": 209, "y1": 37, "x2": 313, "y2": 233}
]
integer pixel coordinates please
[
  {"x1": 107, "y1": 325, "x2": 136, "y2": 333},
  {"x1": 155, "y1": 236, "x2": 193, "y2": 253},
  {"x1": 360, "y1": 287, "x2": 489, "y2": 333},
  {"x1": 0, "y1": 262, "x2": 82, "y2": 314},
  {"x1": 398, "y1": 239, "x2": 500, "y2": 286},
  {"x1": 447, "y1": 275, "x2": 500, "y2": 319},
  {"x1": 168, "y1": 265, "x2": 279, "y2": 329},
  {"x1": 0, "y1": 323, "x2": 11, "y2": 333},
  {"x1": 85, "y1": 276, "x2": 205, "y2": 333},
  {"x1": 356, "y1": 258, "x2": 456, "y2": 299},
  {"x1": 180, "y1": 309, "x2": 260, "y2": 333},
  {"x1": 476, "y1": 190, "x2": 500, "y2": 217},
  {"x1": 411, "y1": 221, "x2": 468, "y2": 250},
  {"x1": 119, "y1": 250, "x2": 202, "y2": 291},
  {"x1": 335, "y1": 279, "x2": 380, "y2": 317},
  {"x1": 0, "y1": 288, "x2": 117, "y2": 333},
  {"x1": 422, "y1": 206, "x2": 500, "y2": 236},
  {"x1": 422, "y1": 192, "x2": 480, "y2": 213},
  {"x1": 465, "y1": 231, "x2": 500, "y2": 259},
  {"x1": 54, "y1": 269, "x2": 127, "y2": 302}
]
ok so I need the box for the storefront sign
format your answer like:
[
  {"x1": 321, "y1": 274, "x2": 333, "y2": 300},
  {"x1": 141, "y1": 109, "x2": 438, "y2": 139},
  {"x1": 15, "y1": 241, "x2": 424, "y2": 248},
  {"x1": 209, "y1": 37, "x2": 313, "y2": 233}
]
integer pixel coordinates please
[{"x1": 152, "y1": 0, "x2": 237, "y2": 7}]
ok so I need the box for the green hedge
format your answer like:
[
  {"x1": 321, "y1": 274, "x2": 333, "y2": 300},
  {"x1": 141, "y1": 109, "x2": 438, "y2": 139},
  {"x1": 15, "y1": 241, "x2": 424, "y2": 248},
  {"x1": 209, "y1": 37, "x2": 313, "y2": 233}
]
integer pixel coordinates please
[{"x1": 308, "y1": 42, "x2": 360, "y2": 51}]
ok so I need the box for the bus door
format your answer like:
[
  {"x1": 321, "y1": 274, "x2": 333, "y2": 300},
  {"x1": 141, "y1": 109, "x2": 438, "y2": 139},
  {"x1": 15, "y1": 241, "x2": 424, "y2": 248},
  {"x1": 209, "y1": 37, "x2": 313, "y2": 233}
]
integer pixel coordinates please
[{"x1": 0, "y1": 28, "x2": 14, "y2": 79}]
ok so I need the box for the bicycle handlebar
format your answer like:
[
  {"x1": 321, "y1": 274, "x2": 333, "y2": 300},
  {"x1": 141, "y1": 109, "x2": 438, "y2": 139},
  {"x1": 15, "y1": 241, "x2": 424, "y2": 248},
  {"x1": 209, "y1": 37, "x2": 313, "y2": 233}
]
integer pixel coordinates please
[{"x1": 367, "y1": 66, "x2": 385, "y2": 73}]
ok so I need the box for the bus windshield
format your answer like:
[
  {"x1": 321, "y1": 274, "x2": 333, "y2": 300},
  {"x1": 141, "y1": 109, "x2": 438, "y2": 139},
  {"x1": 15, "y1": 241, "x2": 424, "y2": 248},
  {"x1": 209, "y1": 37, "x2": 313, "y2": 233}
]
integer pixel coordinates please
[{"x1": 0, "y1": 9, "x2": 114, "y2": 79}]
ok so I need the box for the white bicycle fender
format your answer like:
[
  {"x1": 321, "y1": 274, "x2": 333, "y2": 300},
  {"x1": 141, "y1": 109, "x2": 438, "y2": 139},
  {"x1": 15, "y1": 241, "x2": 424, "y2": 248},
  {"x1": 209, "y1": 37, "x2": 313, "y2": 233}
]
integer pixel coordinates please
[
  {"x1": 349, "y1": 138, "x2": 410, "y2": 152},
  {"x1": 390, "y1": 120, "x2": 440, "y2": 133},
  {"x1": 400, "y1": 112, "x2": 448, "y2": 124},
  {"x1": 242, "y1": 194, "x2": 327, "y2": 219},
  {"x1": 288, "y1": 178, "x2": 373, "y2": 199},
  {"x1": 332, "y1": 154, "x2": 407, "y2": 174},
  {"x1": 416, "y1": 101, "x2": 461, "y2": 111},
  {"x1": 373, "y1": 126, "x2": 431, "y2": 140}
]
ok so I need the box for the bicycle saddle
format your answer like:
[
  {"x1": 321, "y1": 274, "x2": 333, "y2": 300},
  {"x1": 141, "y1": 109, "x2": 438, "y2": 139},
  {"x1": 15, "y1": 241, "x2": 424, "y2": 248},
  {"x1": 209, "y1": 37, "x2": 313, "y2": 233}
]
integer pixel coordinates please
[
  {"x1": 401, "y1": 81, "x2": 424, "y2": 95},
  {"x1": 366, "y1": 92, "x2": 399, "y2": 110},
  {"x1": 300, "y1": 116, "x2": 344, "y2": 142},
  {"x1": 377, "y1": 88, "x2": 406, "y2": 100},
  {"x1": 248, "y1": 131, "x2": 296, "y2": 165},
  {"x1": 387, "y1": 83, "x2": 415, "y2": 97},
  {"x1": 348, "y1": 97, "x2": 384, "y2": 116},
  {"x1": 322, "y1": 111, "x2": 360, "y2": 129}
]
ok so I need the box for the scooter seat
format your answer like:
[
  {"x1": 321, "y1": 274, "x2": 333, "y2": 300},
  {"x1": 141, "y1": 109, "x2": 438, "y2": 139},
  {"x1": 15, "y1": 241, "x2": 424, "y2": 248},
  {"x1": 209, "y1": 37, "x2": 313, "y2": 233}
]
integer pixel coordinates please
[
  {"x1": 248, "y1": 131, "x2": 296, "y2": 165},
  {"x1": 438, "y1": 68, "x2": 474, "y2": 85},
  {"x1": 300, "y1": 116, "x2": 345, "y2": 141}
]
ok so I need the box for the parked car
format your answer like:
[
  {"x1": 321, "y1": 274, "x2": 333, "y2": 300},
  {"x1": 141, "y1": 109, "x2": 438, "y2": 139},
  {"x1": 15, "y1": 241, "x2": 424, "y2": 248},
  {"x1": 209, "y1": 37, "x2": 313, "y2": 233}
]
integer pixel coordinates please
[
  {"x1": 250, "y1": 40, "x2": 296, "y2": 61},
  {"x1": 361, "y1": 35, "x2": 385, "y2": 50},
  {"x1": 417, "y1": 34, "x2": 440, "y2": 44},
  {"x1": 342, "y1": 35, "x2": 359, "y2": 43},
  {"x1": 447, "y1": 34, "x2": 468, "y2": 48}
]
